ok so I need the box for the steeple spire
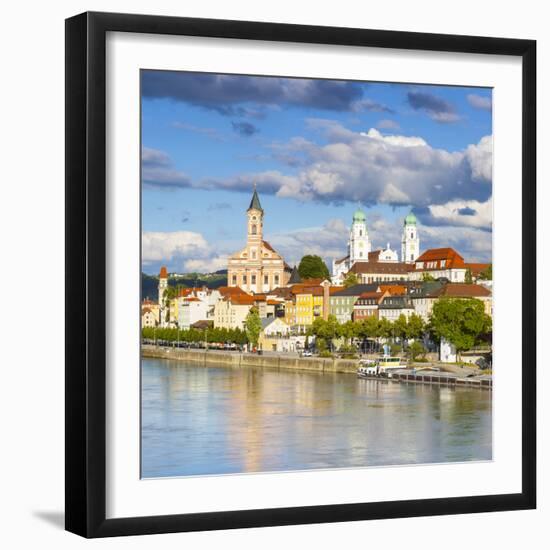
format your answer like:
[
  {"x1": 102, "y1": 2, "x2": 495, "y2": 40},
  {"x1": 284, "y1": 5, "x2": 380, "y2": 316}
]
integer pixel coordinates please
[
  {"x1": 248, "y1": 183, "x2": 263, "y2": 212},
  {"x1": 288, "y1": 265, "x2": 302, "y2": 285}
]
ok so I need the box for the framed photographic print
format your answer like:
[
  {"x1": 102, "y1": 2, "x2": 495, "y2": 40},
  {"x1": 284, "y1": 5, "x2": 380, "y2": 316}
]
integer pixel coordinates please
[{"x1": 65, "y1": 11, "x2": 536, "y2": 537}]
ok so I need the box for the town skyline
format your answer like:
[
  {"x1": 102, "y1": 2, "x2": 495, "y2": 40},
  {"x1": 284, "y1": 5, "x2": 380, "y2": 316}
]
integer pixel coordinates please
[{"x1": 142, "y1": 71, "x2": 493, "y2": 275}]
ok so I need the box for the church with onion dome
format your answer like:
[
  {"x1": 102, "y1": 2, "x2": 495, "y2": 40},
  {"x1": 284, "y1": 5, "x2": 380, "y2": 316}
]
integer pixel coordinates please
[{"x1": 331, "y1": 208, "x2": 420, "y2": 285}]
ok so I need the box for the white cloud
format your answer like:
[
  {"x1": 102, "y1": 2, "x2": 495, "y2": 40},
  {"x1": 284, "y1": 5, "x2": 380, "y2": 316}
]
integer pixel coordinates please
[
  {"x1": 142, "y1": 231, "x2": 209, "y2": 263},
  {"x1": 147, "y1": 124, "x2": 493, "y2": 210},
  {"x1": 183, "y1": 256, "x2": 228, "y2": 273},
  {"x1": 425, "y1": 197, "x2": 492, "y2": 229},
  {"x1": 465, "y1": 135, "x2": 492, "y2": 182},
  {"x1": 360, "y1": 128, "x2": 427, "y2": 147},
  {"x1": 205, "y1": 123, "x2": 492, "y2": 209}
]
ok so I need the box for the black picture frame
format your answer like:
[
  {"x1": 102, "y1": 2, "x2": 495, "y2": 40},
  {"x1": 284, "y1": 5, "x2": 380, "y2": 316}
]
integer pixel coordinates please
[{"x1": 65, "y1": 11, "x2": 536, "y2": 538}]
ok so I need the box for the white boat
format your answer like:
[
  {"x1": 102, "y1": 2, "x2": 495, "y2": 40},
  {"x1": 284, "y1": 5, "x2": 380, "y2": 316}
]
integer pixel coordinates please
[{"x1": 357, "y1": 356, "x2": 404, "y2": 378}]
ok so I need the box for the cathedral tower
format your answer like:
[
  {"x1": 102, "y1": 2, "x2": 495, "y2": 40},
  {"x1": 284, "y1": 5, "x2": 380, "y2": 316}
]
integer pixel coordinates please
[
  {"x1": 401, "y1": 212, "x2": 420, "y2": 263},
  {"x1": 349, "y1": 208, "x2": 371, "y2": 263}
]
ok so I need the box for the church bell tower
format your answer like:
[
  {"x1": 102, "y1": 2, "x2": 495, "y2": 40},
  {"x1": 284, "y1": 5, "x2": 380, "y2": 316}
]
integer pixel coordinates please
[{"x1": 401, "y1": 212, "x2": 420, "y2": 263}]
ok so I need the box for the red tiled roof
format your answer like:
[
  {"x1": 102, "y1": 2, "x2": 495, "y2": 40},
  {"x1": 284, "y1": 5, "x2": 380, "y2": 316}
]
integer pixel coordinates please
[
  {"x1": 269, "y1": 287, "x2": 293, "y2": 299},
  {"x1": 229, "y1": 295, "x2": 256, "y2": 305},
  {"x1": 358, "y1": 291, "x2": 384, "y2": 300},
  {"x1": 218, "y1": 286, "x2": 249, "y2": 296},
  {"x1": 349, "y1": 261, "x2": 412, "y2": 275},
  {"x1": 415, "y1": 248, "x2": 465, "y2": 269},
  {"x1": 301, "y1": 278, "x2": 325, "y2": 285},
  {"x1": 159, "y1": 266, "x2": 168, "y2": 278},
  {"x1": 429, "y1": 283, "x2": 491, "y2": 298},
  {"x1": 291, "y1": 284, "x2": 324, "y2": 296},
  {"x1": 379, "y1": 284, "x2": 407, "y2": 295}
]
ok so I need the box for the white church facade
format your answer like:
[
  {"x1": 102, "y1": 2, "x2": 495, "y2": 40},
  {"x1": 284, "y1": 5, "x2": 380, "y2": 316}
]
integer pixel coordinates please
[{"x1": 332, "y1": 209, "x2": 420, "y2": 284}]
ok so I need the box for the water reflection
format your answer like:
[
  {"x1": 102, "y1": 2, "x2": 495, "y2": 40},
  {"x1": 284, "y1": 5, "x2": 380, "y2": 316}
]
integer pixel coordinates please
[{"x1": 141, "y1": 358, "x2": 492, "y2": 478}]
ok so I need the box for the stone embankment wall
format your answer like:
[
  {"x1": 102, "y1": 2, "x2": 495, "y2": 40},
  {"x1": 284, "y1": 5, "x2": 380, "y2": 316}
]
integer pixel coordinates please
[{"x1": 141, "y1": 346, "x2": 358, "y2": 374}]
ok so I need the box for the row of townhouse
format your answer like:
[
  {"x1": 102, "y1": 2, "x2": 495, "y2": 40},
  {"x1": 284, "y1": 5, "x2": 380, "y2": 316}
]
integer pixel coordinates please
[{"x1": 144, "y1": 245, "x2": 492, "y2": 332}]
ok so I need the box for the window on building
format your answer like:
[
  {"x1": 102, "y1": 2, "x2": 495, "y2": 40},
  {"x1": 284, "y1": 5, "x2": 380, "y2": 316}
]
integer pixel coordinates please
[
  {"x1": 251, "y1": 224, "x2": 257, "y2": 235},
  {"x1": 274, "y1": 274, "x2": 279, "y2": 285},
  {"x1": 243, "y1": 275, "x2": 247, "y2": 284},
  {"x1": 232, "y1": 275, "x2": 237, "y2": 285},
  {"x1": 251, "y1": 250, "x2": 256, "y2": 259},
  {"x1": 264, "y1": 275, "x2": 268, "y2": 285},
  {"x1": 410, "y1": 232, "x2": 414, "y2": 239},
  {"x1": 251, "y1": 275, "x2": 256, "y2": 284},
  {"x1": 359, "y1": 230, "x2": 362, "y2": 236},
  {"x1": 410, "y1": 254, "x2": 414, "y2": 261}
]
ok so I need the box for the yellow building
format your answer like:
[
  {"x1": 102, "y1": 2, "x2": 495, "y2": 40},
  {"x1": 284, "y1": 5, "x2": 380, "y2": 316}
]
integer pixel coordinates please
[
  {"x1": 169, "y1": 297, "x2": 179, "y2": 328},
  {"x1": 227, "y1": 186, "x2": 292, "y2": 293},
  {"x1": 284, "y1": 281, "x2": 327, "y2": 330},
  {"x1": 295, "y1": 289, "x2": 324, "y2": 327}
]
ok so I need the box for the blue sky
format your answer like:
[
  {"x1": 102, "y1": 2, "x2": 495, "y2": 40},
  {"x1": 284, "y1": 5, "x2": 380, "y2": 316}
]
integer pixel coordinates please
[{"x1": 141, "y1": 71, "x2": 493, "y2": 275}]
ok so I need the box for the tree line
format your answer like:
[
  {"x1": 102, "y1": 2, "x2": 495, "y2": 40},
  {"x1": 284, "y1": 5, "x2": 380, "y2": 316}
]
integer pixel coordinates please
[
  {"x1": 142, "y1": 325, "x2": 249, "y2": 346},
  {"x1": 307, "y1": 297, "x2": 492, "y2": 359},
  {"x1": 143, "y1": 298, "x2": 492, "y2": 360}
]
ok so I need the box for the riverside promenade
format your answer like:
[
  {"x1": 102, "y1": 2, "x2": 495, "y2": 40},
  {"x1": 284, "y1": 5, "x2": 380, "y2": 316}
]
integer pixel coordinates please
[
  {"x1": 141, "y1": 345, "x2": 492, "y2": 389},
  {"x1": 141, "y1": 345, "x2": 358, "y2": 374}
]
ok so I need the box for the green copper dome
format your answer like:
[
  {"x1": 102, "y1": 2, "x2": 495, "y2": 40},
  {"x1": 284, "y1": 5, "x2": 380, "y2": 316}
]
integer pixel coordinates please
[
  {"x1": 353, "y1": 208, "x2": 366, "y2": 222},
  {"x1": 404, "y1": 211, "x2": 417, "y2": 225}
]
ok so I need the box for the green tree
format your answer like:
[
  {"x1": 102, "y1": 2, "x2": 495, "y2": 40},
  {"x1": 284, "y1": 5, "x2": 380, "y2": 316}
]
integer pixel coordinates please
[
  {"x1": 429, "y1": 298, "x2": 492, "y2": 359},
  {"x1": 478, "y1": 264, "x2": 493, "y2": 280},
  {"x1": 422, "y1": 272, "x2": 436, "y2": 282},
  {"x1": 378, "y1": 318, "x2": 394, "y2": 341},
  {"x1": 406, "y1": 313, "x2": 425, "y2": 340},
  {"x1": 298, "y1": 255, "x2": 330, "y2": 280},
  {"x1": 343, "y1": 272, "x2": 359, "y2": 288},
  {"x1": 244, "y1": 307, "x2": 262, "y2": 349},
  {"x1": 465, "y1": 268, "x2": 473, "y2": 284},
  {"x1": 308, "y1": 315, "x2": 340, "y2": 350},
  {"x1": 340, "y1": 320, "x2": 358, "y2": 345},
  {"x1": 408, "y1": 340, "x2": 426, "y2": 361},
  {"x1": 393, "y1": 314, "x2": 409, "y2": 341},
  {"x1": 359, "y1": 316, "x2": 380, "y2": 340}
]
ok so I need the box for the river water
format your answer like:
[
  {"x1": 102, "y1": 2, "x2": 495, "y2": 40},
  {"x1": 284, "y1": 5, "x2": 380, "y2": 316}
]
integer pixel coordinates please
[{"x1": 141, "y1": 357, "x2": 492, "y2": 478}]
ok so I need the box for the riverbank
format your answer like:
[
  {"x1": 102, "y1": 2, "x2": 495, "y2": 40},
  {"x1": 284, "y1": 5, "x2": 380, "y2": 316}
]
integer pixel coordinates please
[
  {"x1": 141, "y1": 345, "x2": 492, "y2": 390},
  {"x1": 141, "y1": 345, "x2": 358, "y2": 374}
]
